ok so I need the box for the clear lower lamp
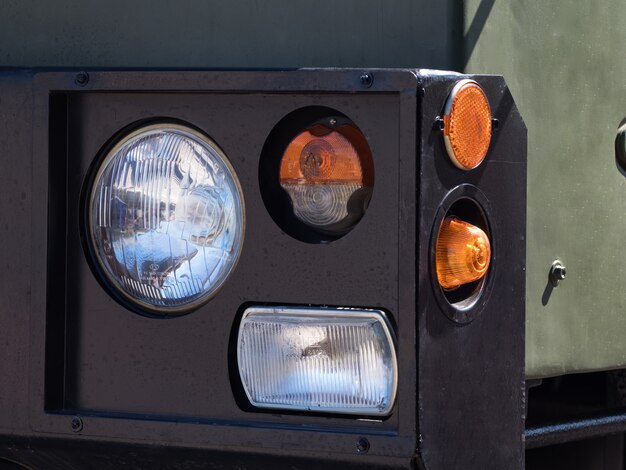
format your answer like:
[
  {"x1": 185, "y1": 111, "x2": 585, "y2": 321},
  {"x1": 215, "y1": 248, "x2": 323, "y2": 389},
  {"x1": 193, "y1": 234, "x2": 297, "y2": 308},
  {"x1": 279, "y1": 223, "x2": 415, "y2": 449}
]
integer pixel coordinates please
[{"x1": 237, "y1": 306, "x2": 397, "y2": 416}]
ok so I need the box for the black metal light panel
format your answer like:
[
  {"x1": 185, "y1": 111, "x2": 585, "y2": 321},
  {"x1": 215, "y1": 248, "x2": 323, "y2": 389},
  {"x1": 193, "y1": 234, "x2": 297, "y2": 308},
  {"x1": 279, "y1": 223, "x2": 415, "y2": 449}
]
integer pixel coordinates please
[
  {"x1": 416, "y1": 73, "x2": 527, "y2": 468},
  {"x1": 0, "y1": 69, "x2": 526, "y2": 469}
]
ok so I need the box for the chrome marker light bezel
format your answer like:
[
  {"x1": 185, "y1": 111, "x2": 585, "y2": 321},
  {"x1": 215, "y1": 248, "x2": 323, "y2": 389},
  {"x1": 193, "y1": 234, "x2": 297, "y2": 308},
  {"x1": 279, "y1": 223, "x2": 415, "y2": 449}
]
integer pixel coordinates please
[{"x1": 442, "y1": 79, "x2": 492, "y2": 170}]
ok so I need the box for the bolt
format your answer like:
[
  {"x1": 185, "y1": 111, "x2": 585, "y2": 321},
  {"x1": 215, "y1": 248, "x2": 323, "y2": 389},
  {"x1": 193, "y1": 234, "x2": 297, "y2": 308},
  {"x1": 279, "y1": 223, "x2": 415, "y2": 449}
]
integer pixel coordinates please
[
  {"x1": 550, "y1": 261, "x2": 567, "y2": 287},
  {"x1": 75, "y1": 72, "x2": 89, "y2": 87},
  {"x1": 71, "y1": 416, "x2": 83, "y2": 432},
  {"x1": 434, "y1": 117, "x2": 445, "y2": 131},
  {"x1": 616, "y1": 123, "x2": 626, "y2": 168},
  {"x1": 491, "y1": 118, "x2": 500, "y2": 131},
  {"x1": 356, "y1": 437, "x2": 370, "y2": 454},
  {"x1": 359, "y1": 72, "x2": 373, "y2": 89},
  {"x1": 329, "y1": 118, "x2": 338, "y2": 127}
]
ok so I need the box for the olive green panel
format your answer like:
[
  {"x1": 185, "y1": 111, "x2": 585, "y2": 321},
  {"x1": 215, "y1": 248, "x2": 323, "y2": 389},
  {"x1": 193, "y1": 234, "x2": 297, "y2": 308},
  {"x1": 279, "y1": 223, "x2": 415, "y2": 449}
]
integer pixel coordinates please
[
  {"x1": 463, "y1": 1, "x2": 626, "y2": 378},
  {"x1": 0, "y1": 0, "x2": 458, "y2": 69}
]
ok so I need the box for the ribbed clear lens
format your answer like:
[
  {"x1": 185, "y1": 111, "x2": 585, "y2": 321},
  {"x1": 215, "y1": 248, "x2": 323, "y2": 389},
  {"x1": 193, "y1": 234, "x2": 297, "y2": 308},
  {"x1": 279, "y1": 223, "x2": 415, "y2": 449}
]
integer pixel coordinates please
[
  {"x1": 88, "y1": 123, "x2": 244, "y2": 314},
  {"x1": 281, "y1": 183, "x2": 360, "y2": 226},
  {"x1": 237, "y1": 307, "x2": 397, "y2": 415}
]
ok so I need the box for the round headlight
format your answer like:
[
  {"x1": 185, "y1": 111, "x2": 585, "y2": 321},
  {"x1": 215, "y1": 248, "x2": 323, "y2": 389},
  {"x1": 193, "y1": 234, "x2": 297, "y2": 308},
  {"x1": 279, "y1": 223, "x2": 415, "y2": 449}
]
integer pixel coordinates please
[{"x1": 87, "y1": 123, "x2": 245, "y2": 315}]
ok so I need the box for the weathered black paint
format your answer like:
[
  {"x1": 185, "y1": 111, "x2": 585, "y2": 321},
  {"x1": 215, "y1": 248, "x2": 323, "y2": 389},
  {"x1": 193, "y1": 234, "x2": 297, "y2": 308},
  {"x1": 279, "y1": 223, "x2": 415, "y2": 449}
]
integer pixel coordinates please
[
  {"x1": 416, "y1": 73, "x2": 527, "y2": 469},
  {"x1": 0, "y1": 69, "x2": 526, "y2": 469}
]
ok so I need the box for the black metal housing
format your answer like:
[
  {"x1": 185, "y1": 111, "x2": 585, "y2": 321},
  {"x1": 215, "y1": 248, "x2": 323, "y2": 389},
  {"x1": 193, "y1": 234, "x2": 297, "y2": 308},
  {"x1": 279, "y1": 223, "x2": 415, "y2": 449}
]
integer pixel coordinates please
[{"x1": 0, "y1": 69, "x2": 526, "y2": 469}]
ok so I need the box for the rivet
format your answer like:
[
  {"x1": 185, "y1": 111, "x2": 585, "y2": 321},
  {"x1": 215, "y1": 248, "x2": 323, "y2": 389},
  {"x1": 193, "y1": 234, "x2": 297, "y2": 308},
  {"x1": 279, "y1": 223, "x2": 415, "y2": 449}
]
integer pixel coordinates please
[
  {"x1": 359, "y1": 72, "x2": 373, "y2": 89},
  {"x1": 356, "y1": 437, "x2": 370, "y2": 454},
  {"x1": 71, "y1": 416, "x2": 83, "y2": 432},
  {"x1": 75, "y1": 72, "x2": 89, "y2": 87}
]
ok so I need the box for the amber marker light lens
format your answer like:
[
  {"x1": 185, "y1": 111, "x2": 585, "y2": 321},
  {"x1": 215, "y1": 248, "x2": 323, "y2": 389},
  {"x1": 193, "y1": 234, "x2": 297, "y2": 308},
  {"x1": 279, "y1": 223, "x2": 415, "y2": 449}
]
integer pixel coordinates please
[
  {"x1": 442, "y1": 79, "x2": 492, "y2": 170},
  {"x1": 436, "y1": 217, "x2": 491, "y2": 290},
  {"x1": 279, "y1": 122, "x2": 374, "y2": 235}
]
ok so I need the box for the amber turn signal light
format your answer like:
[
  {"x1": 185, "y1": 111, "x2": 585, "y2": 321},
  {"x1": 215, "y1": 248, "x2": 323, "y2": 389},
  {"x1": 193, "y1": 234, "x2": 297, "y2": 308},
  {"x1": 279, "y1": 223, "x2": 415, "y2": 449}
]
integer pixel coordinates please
[
  {"x1": 279, "y1": 123, "x2": 373, "y2": 185},
  {"x1": 436, "y1": 217, "x2": 491, "y2": 290},
  {"x1": 442, "y1": 79, "x2": 492, "y2": 170},
  {"x1": 278, "y1": 122, "x2": 374, "y2": 234}
]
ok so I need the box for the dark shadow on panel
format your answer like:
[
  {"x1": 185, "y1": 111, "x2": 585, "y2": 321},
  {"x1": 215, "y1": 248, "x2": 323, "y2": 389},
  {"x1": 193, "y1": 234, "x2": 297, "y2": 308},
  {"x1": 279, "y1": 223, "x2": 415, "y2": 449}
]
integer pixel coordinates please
[{"x1": 463, "y1": 0, "x2": 497, "y2": 69}]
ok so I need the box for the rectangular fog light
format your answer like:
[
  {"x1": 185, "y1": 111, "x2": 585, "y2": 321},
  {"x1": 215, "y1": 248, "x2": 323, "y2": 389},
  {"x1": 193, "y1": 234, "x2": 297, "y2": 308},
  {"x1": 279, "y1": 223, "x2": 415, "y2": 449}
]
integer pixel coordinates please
[{"x1": 237, "y1": 306, "x2": 397, "y2": 416}]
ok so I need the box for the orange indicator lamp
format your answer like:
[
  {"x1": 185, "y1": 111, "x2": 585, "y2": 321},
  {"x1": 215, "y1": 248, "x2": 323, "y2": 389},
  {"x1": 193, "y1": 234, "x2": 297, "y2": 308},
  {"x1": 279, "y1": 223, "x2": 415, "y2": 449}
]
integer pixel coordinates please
[
  {"x1": 278, "y1": 122, "x2": 374, "y2": 233},
  {"x1": 436, "y1": 217, "x2": 491, "y2": 290},
  {"x1": 279, "y1": 123, "x2": 372, "y2": 186}
]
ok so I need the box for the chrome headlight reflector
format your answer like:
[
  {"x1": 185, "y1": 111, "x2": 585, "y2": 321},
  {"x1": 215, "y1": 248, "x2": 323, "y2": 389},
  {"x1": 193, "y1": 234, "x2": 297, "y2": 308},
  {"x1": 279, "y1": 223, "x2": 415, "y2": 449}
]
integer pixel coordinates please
[
  {"x1": 87, "y1": 123, "x2": 245, "y2": 315},
  {"x1": 237, "y1": 306, "x2": 397, "y2": 416}
]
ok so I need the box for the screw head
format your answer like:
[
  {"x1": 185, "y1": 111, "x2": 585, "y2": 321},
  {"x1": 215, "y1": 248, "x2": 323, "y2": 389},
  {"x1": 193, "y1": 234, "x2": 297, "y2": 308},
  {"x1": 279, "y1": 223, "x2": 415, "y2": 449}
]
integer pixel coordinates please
[
  {"x1": 359, "y1": 72, "x2": 373, "y2": 89},
  {"x1": 71, "y1": 416, "x2": 83, "y2": 432},
  {"x1": 356, "y1": 437, "x2": 370, "y2": 454},
  {"x1": 75, "y1": 72, "x2": 89, "y2": 87},
  {"x1": 555, "y1": 266, "x2": 566, "y2": 280}
]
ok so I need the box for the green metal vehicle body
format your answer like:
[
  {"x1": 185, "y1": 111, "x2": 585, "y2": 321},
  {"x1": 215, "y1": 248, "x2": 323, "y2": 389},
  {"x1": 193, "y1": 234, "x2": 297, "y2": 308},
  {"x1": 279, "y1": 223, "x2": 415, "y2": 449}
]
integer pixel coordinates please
[{"x1": 461, "y1": 1, "x2": 626, "y2": 379}]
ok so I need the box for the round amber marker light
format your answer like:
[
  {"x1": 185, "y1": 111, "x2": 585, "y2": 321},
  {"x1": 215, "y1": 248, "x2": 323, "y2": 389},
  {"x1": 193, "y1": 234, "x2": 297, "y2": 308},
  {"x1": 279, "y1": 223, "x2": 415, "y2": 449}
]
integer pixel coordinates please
[
  {"x1": 442, "y1": 79, "x2": 492, "y2": 170},
  {"x1": 436, "y1": 217, "x2": 491, "y2": 290}
]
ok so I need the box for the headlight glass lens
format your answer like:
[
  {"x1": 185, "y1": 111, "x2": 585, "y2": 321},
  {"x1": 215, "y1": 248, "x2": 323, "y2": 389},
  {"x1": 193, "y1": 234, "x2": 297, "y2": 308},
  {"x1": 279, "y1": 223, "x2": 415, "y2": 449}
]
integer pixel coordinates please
[{"x1": 88, "y1": 123, "x2": 244, "y2": 315}]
